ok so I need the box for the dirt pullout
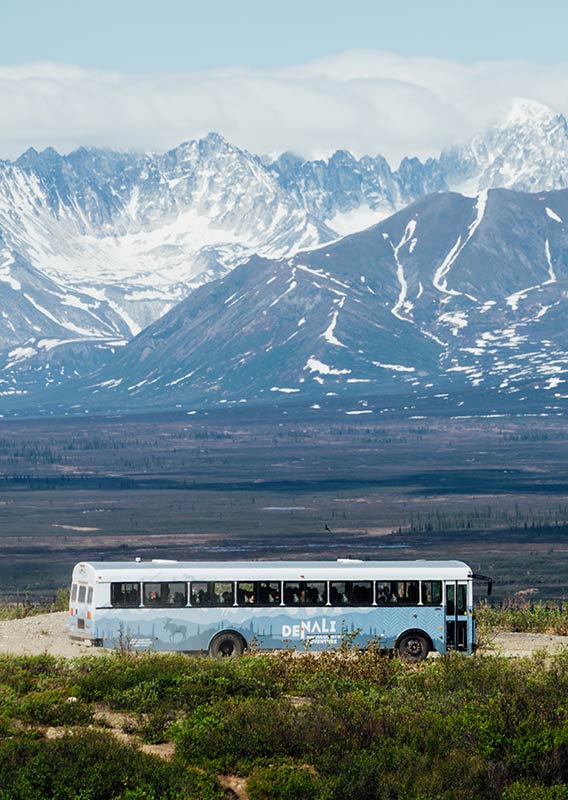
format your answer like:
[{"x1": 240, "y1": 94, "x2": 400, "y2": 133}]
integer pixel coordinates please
[
  {"x1": 490, "y1": 631, "x2": 568, "y2": 657},
  {"x1": 1, "y1": 612, "x2": 568, "y2": 659},
  {"x1": 0, "y1": 612, "x2": 97, "y2": 657}
]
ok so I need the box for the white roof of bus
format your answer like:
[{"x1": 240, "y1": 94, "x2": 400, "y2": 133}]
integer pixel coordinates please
[{"x1": 73, "y1": 559, "x2": 472, "y2": 583}]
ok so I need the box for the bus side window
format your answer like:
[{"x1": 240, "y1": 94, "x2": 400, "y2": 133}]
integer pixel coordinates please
[
  {"x1": 305, "y1": 582, "x2": 326, "y2": 605},
  {"x1": 330, "y1": 582, "x2": 349, "y2": 605},
  {"x1": 390, "y1": 581, "x2": 419, "y2": 604},
  {"x1": 212, "y1": 582, "x2": 234, "y2": 606},
  {"x1": 190, "y1": 582, "x2": 211, "y2": 606},
  {"x1": 167, "y1": 582, "x2": 188, "y2": 607},
  {"x1": 284, "y1": 582, "x2": 302, "y2": 605},
  {"x1": 352, "y1": 581, "x2": 372, "y2": 606},
  {"x1": 376, "y1": 582, "x2": 394, "y2": 603},
  {"x1": 284, "y1": 582, "x2": 326, "y2": 606},
  {"x1": 258, "y1": 582, "x2": 280, "y2": 605},
  {"x1": 71, "y1": 584, "x2": 78, "y2": 603},
  {"x1": 421, "y1": 581, "x2": 442, "y2": 605},
  {"x1": 111, "y1": 582, "x2": 140, "y2": 608},
  {"x1": 237, "y1": 582, "x2": 256, "y2": 604}
]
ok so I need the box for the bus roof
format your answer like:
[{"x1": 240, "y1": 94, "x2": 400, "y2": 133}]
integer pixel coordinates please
[{"x1": 73, "y1": 559, "x2": 472, "y2": 583}]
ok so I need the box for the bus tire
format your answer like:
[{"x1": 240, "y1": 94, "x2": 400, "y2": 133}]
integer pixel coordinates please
[
  {"x1": 209, "y1": 631, "x2": 246, "y2": 658},
  {"x1": 397, "y1": 632, "x2": 430, "y2": 662}
]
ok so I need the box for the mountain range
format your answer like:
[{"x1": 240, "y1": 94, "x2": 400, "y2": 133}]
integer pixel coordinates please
[{"x1": 1, "y1": 98, "x2": 568, "y2": 415}]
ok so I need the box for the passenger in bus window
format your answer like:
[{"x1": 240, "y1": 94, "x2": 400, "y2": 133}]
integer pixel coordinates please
[
  {"x1": 353, "y1": 582, "x2": 372, "y2": 605},
  {"x1": 284, "y1": 584, "x2": 299, "y2": 604},
  {"x1": 306, "y1": 583, "x2": 325, "y2": 604},
  {"x1": 148, "y1": 590, "x2": 159, "y2": 605},
  {"x1": 191, "y1": 583, "x2": 208, "y2": 605},
  {"x1": 376, "y1": 583, "x2": 390, "y2": 604},
  {"x1": 330, "y1": 584, "x2": 347, "y2": 604}
]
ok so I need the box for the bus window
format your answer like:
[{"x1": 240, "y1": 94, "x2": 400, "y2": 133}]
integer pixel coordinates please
[
  {"x1": 421, "y1": 581, "x2": 442, "y2": 606},
  {"x1": 376, "y1": 582, "x2": 395, "y2": 604},
  {"x1": 385, "y1": 581, "x2": 419, "y2": 605},
  {"x1": 78, "y1": 585, "x2": 87, "y2": 603},
  {"x1": 237, "y1": 582, "x2": 256, "y2": 604},
  {"x1": 212, "y1": 582, "x2": 234, "y2": 606},
  {"x1": 330, "y1": 582, "x2": 349, "y2": 605},
  {"x1": 352, "y1": 581, "x2": 373, "y2": 605},
  {"x1": 284, "y1": 582, "x2": 301, "y2": 605},
  {"x1": 306, "y1": 582, "x2": 326, "y2": 605},
  {"x1": 330, "y1": 581, "x2": 373, "y2": 606},
  {"x1": 190, "y1": 582, "x2": 211, "y2": 606},
  {"x1": 144, "y1": 582, "x2": 187, "y2": 607},
  {"x1": 284, "y1": 581, "x2": 326, "y2": 606},
  {"x1": 447, "y1": 584, "x2": 467, "y2": 616},
  {"x1": 71, "y1": 584, "x2": 78, "y2": 603},
  {"x1": 87, "y1": 587, "x2": 93, "y2": 605},
  {"x1": 258, "y1": 582, "x2": 281, "y2": 605},
  {"x1": 169, "y1": 583, "x2": 188, "y2": 606},
  {"x1": 111, "y1": 582, "x2": 140, "y2": 608}
]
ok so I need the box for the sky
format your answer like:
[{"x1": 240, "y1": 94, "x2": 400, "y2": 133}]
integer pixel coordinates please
[{"x1": 2, "y1": 0, "x2": 568, "y2": 162}]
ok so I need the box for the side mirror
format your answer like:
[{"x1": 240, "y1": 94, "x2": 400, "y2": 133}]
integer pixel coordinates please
[{"x1": 472, "y1": 574, "x2": 493, "y2": 597}]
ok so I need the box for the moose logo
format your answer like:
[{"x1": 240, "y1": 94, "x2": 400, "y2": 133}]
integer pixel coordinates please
[{"x1": 163, "y1": 619, "x2": 187, "y2": 642}]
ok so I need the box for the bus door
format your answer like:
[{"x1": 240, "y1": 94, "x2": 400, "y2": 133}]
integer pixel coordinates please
[
  {"x1": 445, "y1": 581, "x2": 468, "y2": 652},
  {"x1": 74, "y1": 583, "x2": 94, "y2": 635}
]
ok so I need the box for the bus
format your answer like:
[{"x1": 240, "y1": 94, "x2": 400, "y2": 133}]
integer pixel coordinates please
[{"x1": 68, "y1": 559, "x2": 492, "y2": 661}]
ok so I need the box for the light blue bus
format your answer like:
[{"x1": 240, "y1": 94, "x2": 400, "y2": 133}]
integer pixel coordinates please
[{"x1": 69, "y1": 559, "x2": 491, "y2": 661}]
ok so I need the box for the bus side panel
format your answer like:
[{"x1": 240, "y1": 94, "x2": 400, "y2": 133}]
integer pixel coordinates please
[{"x1": 90, "y1": 605, "x2": 445, "y2": 653}]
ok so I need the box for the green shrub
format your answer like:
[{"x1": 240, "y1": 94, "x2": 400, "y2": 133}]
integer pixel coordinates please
[
  {"x1": 248, "y1": 763, "x2": 325, "y2": 800},
  {"x1": 72, "y1": 652, "x2": 278, "y2": 711},
  {"x1": 502, "y1": 783, "x2": 568, "y2": 799},
  {"x1": 0, "y1": 730, "x2": 223, "y2": 800},
  {"x1": 173, "y1": 696, "x2": 300, "y2": 771},
  {"x1": 0, "y1": 655, "x2": 66, "y2": 695},
  {"x1": 16, "y1": 688, "x2": 92, "y2": 726}
]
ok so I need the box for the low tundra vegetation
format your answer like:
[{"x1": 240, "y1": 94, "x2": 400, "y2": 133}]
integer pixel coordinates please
[
  {"x1": 476, "y1": 599, "x2": 568, "y2": 636},
  {"x1": 1, "y1": 645, "x2": 568, "y2": 798}
]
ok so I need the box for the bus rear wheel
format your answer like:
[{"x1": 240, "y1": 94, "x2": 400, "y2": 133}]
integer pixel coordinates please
[
  {"x1": 209, "y1": 632, "x2": 245, "y2": 658},
  {"x1": 397, "y1": 633, "x2": 429, "y2": 662}
]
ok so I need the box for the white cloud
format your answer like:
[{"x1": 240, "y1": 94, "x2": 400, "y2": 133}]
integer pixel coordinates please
[{"x1": 1, "y1": 51, "x2": 568, "y2": 164}]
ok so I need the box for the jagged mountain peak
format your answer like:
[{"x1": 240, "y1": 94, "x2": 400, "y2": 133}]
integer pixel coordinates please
[
  {"x1": 502, "y1": 97, "x2": 561, "y2": 127},
  {"x1": 440, "y1": 98, "x2": 568, "y2": 195}
]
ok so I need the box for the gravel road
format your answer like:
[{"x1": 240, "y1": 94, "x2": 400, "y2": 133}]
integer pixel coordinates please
[{"x1": 1, "y1": 612, "x2": 568, "y2": 659}]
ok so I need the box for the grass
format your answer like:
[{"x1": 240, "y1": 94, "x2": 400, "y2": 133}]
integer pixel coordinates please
[
  {"x1": 0, "y1": 588, "x2": 69, "y2": 621},
  {"x1": 476, "y1": 600, "x2": 568, "y2": 636}
]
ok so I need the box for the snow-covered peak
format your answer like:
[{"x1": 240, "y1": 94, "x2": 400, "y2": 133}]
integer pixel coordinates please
[
  {"x1": 502, "y1": 97, "x2": 559, "y2": 127},
  {"x1": 441, "y1": 97, "x2": 568, "y2": 194}
]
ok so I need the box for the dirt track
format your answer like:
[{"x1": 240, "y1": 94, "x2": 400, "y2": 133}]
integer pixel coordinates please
[{"x1": 1, "y1": 612, "x2": 568, "y2": 658}]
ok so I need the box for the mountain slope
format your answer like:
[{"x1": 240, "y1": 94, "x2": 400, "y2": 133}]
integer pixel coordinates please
[{"x1": 45, "y1": 186, "x2": 567, "y2": 414}]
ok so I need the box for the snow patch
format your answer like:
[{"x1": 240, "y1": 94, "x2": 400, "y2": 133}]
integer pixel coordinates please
[
  {"x1": 372, "y1": 361, "x2": 415, "y2": 373},
  {"x1": 305, "y1": 357, "x2": 351, "y2": 376},
  {"x1": 546, "y1": 207, "x2": 563, "y2": 223}
]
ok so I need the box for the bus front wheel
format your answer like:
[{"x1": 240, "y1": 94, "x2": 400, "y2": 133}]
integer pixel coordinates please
[
  {"x1": 397, "y1": 633, "x2": 430, "y2": 662},
  {"x1": 209, "y1": 632, "x2": 245, "y2": 658}
]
